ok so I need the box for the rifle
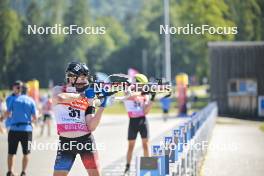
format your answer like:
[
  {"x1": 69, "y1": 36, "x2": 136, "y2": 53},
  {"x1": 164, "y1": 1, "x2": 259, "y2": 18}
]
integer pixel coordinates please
[{"x1": 88, "y1": 74, "x2": 172, "y2": 100}]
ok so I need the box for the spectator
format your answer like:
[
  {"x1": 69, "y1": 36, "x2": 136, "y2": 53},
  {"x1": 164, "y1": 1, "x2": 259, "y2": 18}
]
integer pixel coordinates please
[
  {"x1": 0, "y1": 93, "x2": 7, "y2": 133},
  {"x1": 1, "y1": 81, "x2": 37, "y2": 176},
  {"x1": 160, "y1": 95, "x2": 172, "y2": 121}
]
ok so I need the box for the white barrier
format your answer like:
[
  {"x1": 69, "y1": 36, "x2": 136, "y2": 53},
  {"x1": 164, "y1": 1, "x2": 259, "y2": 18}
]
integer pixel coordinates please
[{"x1": 136, "y1": 102, "x2": 218, "y2": 176}]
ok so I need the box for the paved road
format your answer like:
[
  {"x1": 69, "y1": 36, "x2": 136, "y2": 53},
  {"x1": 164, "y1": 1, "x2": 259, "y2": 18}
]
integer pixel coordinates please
[
  {"x1": 0, "y1": 113, "x2": 186, "y2": 176},
  {"x1": 202, "y1": 117, "x2": 264, "y2": 176}
]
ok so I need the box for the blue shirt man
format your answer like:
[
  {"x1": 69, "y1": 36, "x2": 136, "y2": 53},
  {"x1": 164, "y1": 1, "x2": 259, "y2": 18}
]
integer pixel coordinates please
[
  {"x1": 4, "y1": 81, "x2": 38, "y2": 176},
  {"x1": 7, "y1": 94, "x2": 37, "y2": 131}
]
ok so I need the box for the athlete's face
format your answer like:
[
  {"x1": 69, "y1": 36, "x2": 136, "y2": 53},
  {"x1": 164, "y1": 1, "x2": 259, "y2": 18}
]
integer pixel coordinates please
[{"x1": 68, "y1": 75, "x2": 89, "y2": 92}]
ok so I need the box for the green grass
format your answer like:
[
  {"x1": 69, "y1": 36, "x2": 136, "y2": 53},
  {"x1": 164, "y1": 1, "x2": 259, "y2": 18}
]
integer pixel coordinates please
[
  {"x1": 103, "y1": 102, "x2": 127, "y2": 114},
  {"x1": 189, "y1": 85, "x2": 209, "y2": 91},
  {"x1": 103, "y1": 101, "x2": 177, "y2": 114},
  {"x1": 0, "y1": 90, "x2": 10, "y2": 98},
  {"x1": 260, "y1": 123, "x2": 264, "y2": 132},
  {"x1": 103, "y1": 96, "x2": 209, "y2": 115}
]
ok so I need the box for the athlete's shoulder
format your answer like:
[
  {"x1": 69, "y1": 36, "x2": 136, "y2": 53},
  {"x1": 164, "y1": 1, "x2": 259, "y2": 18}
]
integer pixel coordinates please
[
  {"x1": 52, "y1": 85, "x2": 64, "y2": 97},
  {"x1": 126, "y1": 95, "x2": 136, "y2": 101}
]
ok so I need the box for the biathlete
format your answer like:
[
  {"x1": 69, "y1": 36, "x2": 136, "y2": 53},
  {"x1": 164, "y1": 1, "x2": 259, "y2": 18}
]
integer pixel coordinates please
[
  {"x1": 123, "y1": 74, "x2": 156, "y2": 174},
  {"x1": 39, "y1": 95, "x2": 53, "y2": 137},
  {"x1": 52, "y1": 61, "x2": 109, "y2": 176}
]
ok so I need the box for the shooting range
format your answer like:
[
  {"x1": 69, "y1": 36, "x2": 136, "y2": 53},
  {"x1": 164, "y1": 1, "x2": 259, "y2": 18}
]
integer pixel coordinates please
[{"x1": 209, "y1": 42, "x2": 264, "y2": 118}]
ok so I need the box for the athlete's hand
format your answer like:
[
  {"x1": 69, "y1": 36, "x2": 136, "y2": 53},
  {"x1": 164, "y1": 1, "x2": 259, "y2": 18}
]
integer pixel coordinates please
[
  {"x1": 85, "y1": 88, "x2": 95, "y2": 99},
  {"x1": 99, "y1": 90, "x2": 110, "y2": 107}
]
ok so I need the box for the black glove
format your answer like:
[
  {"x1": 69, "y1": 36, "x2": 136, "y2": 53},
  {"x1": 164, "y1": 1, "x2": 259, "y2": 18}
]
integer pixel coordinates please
[
  {"x1": 162, "y1": 93, "x2": 171, "y2": 99},
  {"x1": 150, "y1": 92, "x2": 156, "y2": 101}
]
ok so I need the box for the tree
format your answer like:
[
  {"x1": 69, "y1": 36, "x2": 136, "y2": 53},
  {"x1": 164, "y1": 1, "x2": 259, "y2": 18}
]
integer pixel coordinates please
[
  {"x1": 0, "y1": 0, "x2": 21, "y2": 87},
  {"x1": 89, "y1": 0, "x2": 142, "y2": 22},
  {"x1": 62, "y1": 0, "x2": 92, "y2": 64},
  {"x1": 169, "y1": 0, "x2": 236, "y2": 80},
  {"x1": 225, "y1": 0, "x2": 262, "y2": 40},
  {"x1": 1, "y1": 0, "x2": 263, "y2": 87},
  {"x1": 87, "y1": 17, "x2": 129, "y2": 72}
]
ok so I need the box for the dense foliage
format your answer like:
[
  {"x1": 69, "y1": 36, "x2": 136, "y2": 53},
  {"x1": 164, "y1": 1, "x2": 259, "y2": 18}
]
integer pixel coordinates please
[{"x1": 0, "y1": 0, "x2": 263, "y2": 87}]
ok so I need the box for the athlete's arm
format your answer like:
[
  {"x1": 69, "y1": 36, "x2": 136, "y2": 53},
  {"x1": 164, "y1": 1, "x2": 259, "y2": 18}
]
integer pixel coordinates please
[
  {"x1": 143, "y1": 101, "x2": 153, "y2": 115},
  {"x1": 85, "y1": 107, "x2": 105, "y2": 132},
  {"x1": 52, "y1": 86, "x2": 84, "y2": 104},
  {"x1": 143, "y1": 93, "x2": 155, "y2": 114},
  {"x1": 85, "y1": 91, "x2": 108, "y2": 131},
  {"x1": 121, "y1": 91, "x2": 133, "y2": 100},
  {"x1": 54, "y1": 92, "x2": 83, "y2": 103}
]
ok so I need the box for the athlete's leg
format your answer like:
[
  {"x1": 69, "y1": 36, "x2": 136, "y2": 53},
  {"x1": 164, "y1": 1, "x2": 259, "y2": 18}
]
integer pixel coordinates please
[
  {"x1": 22, "y1": 155, "x2": 29, "y2": 173},
  {"x1": 53, "y1": 151, "x2": 76, "y2": 176},
  {"x1": 21, "y1": 131, "x2": 32, "y2": 173},
  {"x1": 142, "y1": 138, "x2": 150, "y2": 157},
  {"x1": 127, "y1": 120, "x2": 138, "y2": 165},
  {"x1": 39, "y1": 117, "x2": 45, "y2": 137},
  {"x1": 7, "y1": 155, "x2": 15, "y2": 173},
  {"x1": 163, "y1": 109, "x2": 169, "y2": 121},
  {"x1": 139, "y1": 118, "x2": 150, "y2": 156},
  {"x1": 126, "y1": 140, "x2": 136, "y2": 165},
  {"x1": 125, "y1": 119, "x2": 138, "y2": 173},
  {"x1": 7, "y1": 131, "x2": 19, "y2": 173},
  {"x1": 87, "y1": 169, "x2": 100, "y2": 176},
  {"x1": 53, "y1": 171, "x2": 68, "y2": 176},
  {"x1": 47, "y1": 118, "x2": 51, "y2": 136},
  {"x1": 81, "y1": 152, "x2": 100, "y2": 176}
]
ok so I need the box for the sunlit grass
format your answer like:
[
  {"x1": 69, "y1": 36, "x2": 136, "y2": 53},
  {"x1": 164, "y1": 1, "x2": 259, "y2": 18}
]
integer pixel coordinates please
[
  {"x1": 103, "y1": 97, "x2": 208, "y2": 115},
  {"x1": 260, "y1": 123, "x2": 264, "y2": 132}
]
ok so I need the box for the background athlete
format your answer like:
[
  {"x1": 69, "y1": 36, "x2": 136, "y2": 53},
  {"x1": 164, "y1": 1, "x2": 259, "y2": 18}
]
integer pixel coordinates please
[
  {"x1": 122, "y1": 74, "x2": 155, "y2": 174},
  {"x1": 39, "y1": 95, "x2": 53, "y2": 137},
  {"x1": 52, "y1": 61, "x2": 108, "y2": 176}
]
